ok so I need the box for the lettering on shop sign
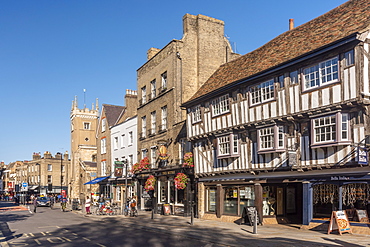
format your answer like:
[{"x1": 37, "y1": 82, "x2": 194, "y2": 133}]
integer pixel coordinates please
[{"x1": 330, "y1": 176, "x2": 350, "y2": 181}]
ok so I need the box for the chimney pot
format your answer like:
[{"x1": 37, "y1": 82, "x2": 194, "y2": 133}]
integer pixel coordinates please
[{"x1": 289, "y1": 19, "x2": 294, "y2": 30}]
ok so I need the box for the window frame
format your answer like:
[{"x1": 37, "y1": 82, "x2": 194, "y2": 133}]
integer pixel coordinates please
[
  {"x1": 344, "y1": 50, "x2": 354, "y2": 67},
  {"x1": 161, "y1": 106, "x2": 167, "y2": 131},
  {"x1": 141, "y1": 116, "x2": 147, "y2": 138},
  {"x1": 161, "y1": 71, "x2": 167, "y2": 89},
  {"x1": 216, "y1": 133, "x2": 239, "y2": 159},
  {"x1": 151, "y1": 111, "x2": 156, "y2": 135},
  {"x1": 150, "y1": 79, "x2": 156, "y2": 99},
  {"x1": 47, "y1": 164, "x2": 52, "y2": 172},
  {"x1": 311, "y1": 112, "x2": 351, "y2": 148},
  {"x1": 83, "y1": 122, "x2": 90, "y2": 130},
  {"x1": 303, "y1": 56, "x2": 339, "y2": 91},
  {"x1": 141, "y1": 86, "x2": 147, "y2": 104},
  {"x1": 211, "y1": 94, "x2": 230, "y2": 117},
  {"x1": 250, "y1": 79, "x2": 275, "y2": 105},
  {"x1": 257, "y1": 125, "x2": 286, "y2": 153},
  {"x1": 192, "y1": 105, "x2": 202, "y2": 123},
  {"x1": 102, "y1": 118, "x2": 106, "y2": 132},
  {"x1": 101, "y1": 137, "x2": 107, "y2": 154}
]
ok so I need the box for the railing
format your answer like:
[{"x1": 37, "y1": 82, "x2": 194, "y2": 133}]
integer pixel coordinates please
[
  {"x1": 139, "y1": 132, "x2": 146, "y2": 140},
  {"x1": 148, "y1": 128, "x2": 156, "y2": 136},
  {"x1": 158, "y1": 86, "x2": 167, "y2": 95}
]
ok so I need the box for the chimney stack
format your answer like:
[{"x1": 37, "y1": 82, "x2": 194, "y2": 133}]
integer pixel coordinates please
[{"x1": 289, "y1": 19, "x2": 294, "y2": 30}]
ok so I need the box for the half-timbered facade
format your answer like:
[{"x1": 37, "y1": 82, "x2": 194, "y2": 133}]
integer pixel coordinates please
[{"x1": 183, "y1": 0, "x2": 370, "y2": 226}]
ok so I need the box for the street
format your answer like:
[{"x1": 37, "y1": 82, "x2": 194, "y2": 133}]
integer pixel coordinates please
[{"x1": 1, "y1": 200, "x2": 370, "y2": 247}]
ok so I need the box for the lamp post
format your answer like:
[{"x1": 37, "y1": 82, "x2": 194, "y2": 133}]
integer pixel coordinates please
[{"x1": 36, "y1": 163, "x2": 40, "y2": 196}]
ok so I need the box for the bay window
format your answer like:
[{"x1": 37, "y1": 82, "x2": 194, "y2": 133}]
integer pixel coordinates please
[
  {"x1": 311, "y1": 112, "x2": 350, "y2": 147},
  {"x1": 258, "y1": 125, "x2": 285, "y2": 153},
  {"x1": 217, "y1": 133, "x2": 239, "y2": 158}
]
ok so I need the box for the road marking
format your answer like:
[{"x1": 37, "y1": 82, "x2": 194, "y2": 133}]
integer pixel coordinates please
[
  {"x1": 82, "y1": 237, "x2": 91, "y2": 241},
  {"x1": 95, "y1": 243, "x2": 106, "y2": 247},
  {"x1": 62, "y1": 237, "x2": 72, "y2": 242},
  {"x1": 0, "y1": 241, "x2": 9, "y2": 247},
  {"x1": 34, "y1": 239, "x2": 42, "y2": 245},
  {"x1": 28, "y1": 233, "x2": 34, "y2": 237}
]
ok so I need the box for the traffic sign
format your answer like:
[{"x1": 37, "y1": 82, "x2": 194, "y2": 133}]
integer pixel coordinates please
[{"x1": 22, "y1": 182, "x2": 28, "y2": 187}]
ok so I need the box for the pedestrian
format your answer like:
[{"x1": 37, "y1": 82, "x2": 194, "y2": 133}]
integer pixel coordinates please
[
  {"x1": 33, "y1": 196, "x2": 37, "y2": 213},
  {"x1": 85, "y1": 196, "x2": 91, "y2": 214}
]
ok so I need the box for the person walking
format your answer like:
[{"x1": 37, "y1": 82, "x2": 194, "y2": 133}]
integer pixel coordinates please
[
  {"x1": 85, "y1": 196, "x2": 91, "y2": 215},
  {"x1": 33, "y1": 196, "x2": 37, "y2": 213}
]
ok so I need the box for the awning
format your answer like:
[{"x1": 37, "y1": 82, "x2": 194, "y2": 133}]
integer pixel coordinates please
[{"x1": 84, "y1": 176, "x2": 109, "y2": 185}]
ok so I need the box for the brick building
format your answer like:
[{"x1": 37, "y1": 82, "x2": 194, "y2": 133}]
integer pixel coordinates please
[{"x1": 135, "y1": 13, "x2": 239, "y2": 215}]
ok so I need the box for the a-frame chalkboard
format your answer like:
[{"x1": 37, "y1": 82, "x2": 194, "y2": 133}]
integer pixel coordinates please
[{"x1": 242, "y1": 206, "x2": 260, "y2": 226}]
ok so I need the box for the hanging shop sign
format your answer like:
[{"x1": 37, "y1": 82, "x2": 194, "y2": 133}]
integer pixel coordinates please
[
  {"x1": 114, "y1": 161, "x2": 124, "y2": 177},
  {"x1": 328, "y1": 210, "x2": 352, "y2": 235},
  {"x1": 158, "y1": 145, "x2": 170, "y2": 160},
  {"x1": 357, "y1": 146, "x2": 368, "y2": 165}
]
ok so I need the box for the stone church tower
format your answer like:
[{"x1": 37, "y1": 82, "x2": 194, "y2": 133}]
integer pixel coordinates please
[{"x1": 68, "y1": 96, "x2": 99, "y2": 201}]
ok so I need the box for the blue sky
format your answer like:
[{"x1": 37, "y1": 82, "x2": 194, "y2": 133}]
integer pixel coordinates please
[{"x1": 0, "y1": 0, "x2": 348, "y2": 164}]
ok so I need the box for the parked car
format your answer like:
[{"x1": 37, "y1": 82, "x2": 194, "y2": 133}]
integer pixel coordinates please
[{"x1": 36, "y1": 197, "x2": 51, "y2": 207}]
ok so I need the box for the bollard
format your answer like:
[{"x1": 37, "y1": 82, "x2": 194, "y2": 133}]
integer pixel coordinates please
[
  {"x1": 151, "y1": 209, "x2": 154, "y2": 219},
  {"x1": 190, "y1": 205, "x2": 194, "y2": 226},
  {"x1": 253, "y1": 210, "x2": 258, "y2": 234}
]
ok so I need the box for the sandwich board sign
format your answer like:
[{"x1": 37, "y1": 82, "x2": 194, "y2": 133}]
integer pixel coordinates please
[
  {"x1": 328, "y1": 210, "x2": 352, "y2": 235},
  {"x1": 356, "y1": 209, "x2": 369, "y2": 223}
]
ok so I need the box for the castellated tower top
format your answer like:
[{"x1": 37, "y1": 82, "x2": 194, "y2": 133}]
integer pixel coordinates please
[{"x1": 71, "y1": 96, "x2": 99, "y2": 117}]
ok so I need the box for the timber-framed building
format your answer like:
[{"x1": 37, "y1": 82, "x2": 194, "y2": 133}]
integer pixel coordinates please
[{"x1": 182, "y1": 0, "x2": 370, "y2": 227}]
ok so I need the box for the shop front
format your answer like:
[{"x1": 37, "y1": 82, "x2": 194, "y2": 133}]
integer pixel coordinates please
[
  {"x1": 135, "y1": 166, "x2": 195, "y2": 216},
  {"x1": 199, "y1": 167, "x2": 370, "y2": 227},
  {"x1": 201, "y1": 179, "x2": 303, "y2": 224}
]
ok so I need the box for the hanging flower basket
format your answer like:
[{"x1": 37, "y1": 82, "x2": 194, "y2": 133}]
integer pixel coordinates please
[
  {"x1": 144, "y1": 175, "x2": 156, "y2": 191},
  {"x1": 131, "y1": 157, "x2": 151, "y2": 173},
  {"x1": 174, "y1": 173, "x2": 188, "y2": 190},
  {"x1": 183, "y1": 152, "x2": 194, "y2": 168}
]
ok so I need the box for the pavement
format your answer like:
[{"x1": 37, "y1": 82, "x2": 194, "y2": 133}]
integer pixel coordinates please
[
  {"x1": 70, "y1": 205, "x2": 370, "y2": 247},
  {"x1": 1, "y1": 201, "x2": 369, "y2": 246}
]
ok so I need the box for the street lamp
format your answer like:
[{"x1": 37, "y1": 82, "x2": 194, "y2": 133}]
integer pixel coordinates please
[
  {"x1": 57, "y1": 152, "x2": 63, "y2": 195},
  {"x1": 36, "y1": 163, "x2": 40, "y2": 196}
]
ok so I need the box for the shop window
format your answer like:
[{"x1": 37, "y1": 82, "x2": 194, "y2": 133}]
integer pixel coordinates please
[
  {"x1": 262, "y1": 186, "x2": 277, "y2": 216},
  {"x1": 239, "y1": 186, "x2": 255, "y2": 215},
  {"x1": 224, "y1": 187, "x2": 238, "y2": 215},
  {"x1": 207, "y1": 188, "x2": 216, "y2": 213}
]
